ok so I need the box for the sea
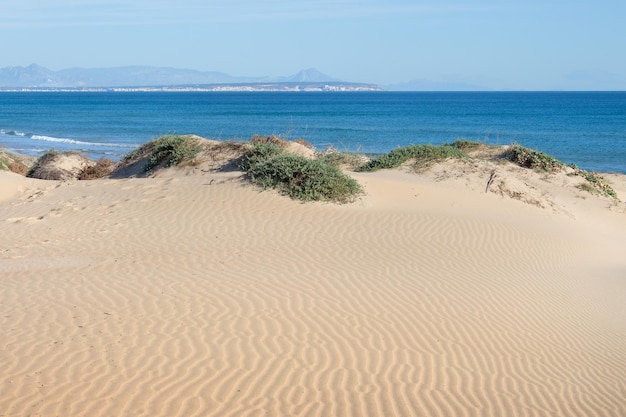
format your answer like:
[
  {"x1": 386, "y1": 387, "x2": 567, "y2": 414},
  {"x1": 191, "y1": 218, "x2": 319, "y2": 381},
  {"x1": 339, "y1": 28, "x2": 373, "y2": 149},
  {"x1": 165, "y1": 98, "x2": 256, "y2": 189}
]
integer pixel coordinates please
[{"x1": 0, "y1": 91, "x2": 624, "y2": 173}]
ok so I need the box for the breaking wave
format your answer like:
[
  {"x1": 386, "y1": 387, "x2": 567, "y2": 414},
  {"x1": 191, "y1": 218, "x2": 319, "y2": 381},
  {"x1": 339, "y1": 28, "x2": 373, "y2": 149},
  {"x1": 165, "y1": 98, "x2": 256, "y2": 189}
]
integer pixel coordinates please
[{"x1": 1, "y1": 129, "x2": 138, "y2": 149}]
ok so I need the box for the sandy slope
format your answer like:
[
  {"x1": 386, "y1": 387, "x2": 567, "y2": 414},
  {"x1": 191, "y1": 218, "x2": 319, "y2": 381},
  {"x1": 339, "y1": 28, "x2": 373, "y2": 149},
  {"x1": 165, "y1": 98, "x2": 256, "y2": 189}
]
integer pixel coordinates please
[{"x1": 1, "y1": 166, "x2": 625, "y2": 417}]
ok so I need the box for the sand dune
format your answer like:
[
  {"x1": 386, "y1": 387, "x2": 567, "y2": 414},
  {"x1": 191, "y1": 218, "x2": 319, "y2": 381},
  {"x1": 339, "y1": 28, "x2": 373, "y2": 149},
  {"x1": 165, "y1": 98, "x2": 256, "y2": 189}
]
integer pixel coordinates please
[{"x1": 1, "y1": 161, "x2": 625, "y2": 416}]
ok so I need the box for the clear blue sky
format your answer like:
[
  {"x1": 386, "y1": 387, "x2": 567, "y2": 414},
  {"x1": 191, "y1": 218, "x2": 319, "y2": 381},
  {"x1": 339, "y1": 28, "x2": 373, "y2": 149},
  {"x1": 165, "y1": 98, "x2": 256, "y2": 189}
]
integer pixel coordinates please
[{"x1": 1, "y1": 0, "x2": 625, "y2": 90}]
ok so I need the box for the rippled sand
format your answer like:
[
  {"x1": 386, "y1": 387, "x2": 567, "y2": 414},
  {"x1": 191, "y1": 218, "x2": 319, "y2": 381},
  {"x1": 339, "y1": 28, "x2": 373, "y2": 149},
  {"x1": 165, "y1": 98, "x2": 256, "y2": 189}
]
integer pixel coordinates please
[{"x1": 1, "y1": 167, "x2": 625, "y2": 417}]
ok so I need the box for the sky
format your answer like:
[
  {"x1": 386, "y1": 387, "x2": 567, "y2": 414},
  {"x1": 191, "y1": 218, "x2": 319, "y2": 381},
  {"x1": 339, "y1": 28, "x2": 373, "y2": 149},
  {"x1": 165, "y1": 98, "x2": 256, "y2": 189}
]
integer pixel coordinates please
[{"x1": 1, "y1": 0, "x2": 625, "y2": 90}]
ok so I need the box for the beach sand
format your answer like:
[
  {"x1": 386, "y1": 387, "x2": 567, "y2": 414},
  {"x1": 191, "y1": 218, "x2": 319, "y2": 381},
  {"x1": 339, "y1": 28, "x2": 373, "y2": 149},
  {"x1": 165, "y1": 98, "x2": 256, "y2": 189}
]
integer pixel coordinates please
[{"x1": 1, "y1": 158, "x2": 625, "y2": 416}]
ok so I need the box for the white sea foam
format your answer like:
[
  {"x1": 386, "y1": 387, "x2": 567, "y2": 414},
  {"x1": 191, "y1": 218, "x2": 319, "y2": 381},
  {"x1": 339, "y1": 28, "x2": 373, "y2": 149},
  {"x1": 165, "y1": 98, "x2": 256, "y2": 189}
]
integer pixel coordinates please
[
  {"x1": 2, "y1": 129, "x2": 137, "y2": 149},
  {"x1": 0, "y1": 129, "x2": 27, "y2": 136},
  {"x1": 30, "y1": 134, "x2": 137, "y2": 148}
]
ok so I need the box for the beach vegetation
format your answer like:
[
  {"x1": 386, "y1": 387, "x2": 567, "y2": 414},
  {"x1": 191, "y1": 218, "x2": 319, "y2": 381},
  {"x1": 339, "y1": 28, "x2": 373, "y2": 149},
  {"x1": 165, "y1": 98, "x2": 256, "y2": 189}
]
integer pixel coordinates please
[
  {"x1": 120, "y1": 135, "x2": 202, "y2": 173},
  {"x1": 576, "y1": 182, "x2": 596, "y2": 195},
  {"x1": 357, "y1": 144, "x2": 467, "y2": 172},
  {"x1": 145, "y1": 135, "x2": 202, "y2": 171},
  {"x1": 249, "y1": 134, "x2": 289, "y2": 147},
  {"x1": 0, "y1": 149, "x2": 31, "y2": 175},
  {"x1": 240, "y1": 143, "x2": 362, "y2": 203},
  {"x1": 574, "y1": 170, "x2": 618, "y2": 199},
  {"x1": 79, "y1": 158, "x2": 116, "y2": 180},
  {"x1": 501, "y1": 144, "x2": 618, "y2": 199},
  {"x1": 8, "y1": 161, "x2": 29, "y2": 175},
  {"x1": 294, "y1": 138, "x2": 315, "y2": 149},
  {"x1": 239, "y1": 142, "x2": 284, "y2": 171},
  {"x1": 26, "y1": 149, "x2": 93, "y2": 181},
  {"x1": 318, "y1": 151, "x2": 367, "y2": 171},
  {"x1": 502, "y1": 144, "x2": 564, "y2": 172},
  {"x1": 200, "y1": 140, "x2": 252, "y2": 171},
  {"x1": 447, "y1": 139, "x2": 482, "y2": 151},
  {"x1": 26, "y1": 149, "x2": 60, "y2": 179}
]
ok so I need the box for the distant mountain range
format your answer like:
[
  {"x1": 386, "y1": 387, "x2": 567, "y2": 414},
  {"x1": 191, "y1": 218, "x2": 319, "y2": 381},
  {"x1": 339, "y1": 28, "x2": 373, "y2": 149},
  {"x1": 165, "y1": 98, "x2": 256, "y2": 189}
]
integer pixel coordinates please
[{"x1": 0, "y1": 64, "x2": 381, "y2": 91}]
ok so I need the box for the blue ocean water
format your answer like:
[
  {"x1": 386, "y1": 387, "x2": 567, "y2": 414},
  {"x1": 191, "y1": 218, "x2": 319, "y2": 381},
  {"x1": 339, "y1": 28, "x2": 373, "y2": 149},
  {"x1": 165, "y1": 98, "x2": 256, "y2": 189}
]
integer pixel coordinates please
[{"x1": 0, "y1": 91, "x2": 624, "y2": 173}]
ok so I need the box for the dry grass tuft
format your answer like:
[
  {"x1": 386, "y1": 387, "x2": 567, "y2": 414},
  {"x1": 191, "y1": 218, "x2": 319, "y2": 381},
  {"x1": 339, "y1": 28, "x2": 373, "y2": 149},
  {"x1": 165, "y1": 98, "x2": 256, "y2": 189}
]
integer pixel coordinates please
[
  {"x1": 294, "y1": 138, "x2": 314, "y2": 149},
  {"x1": 250, "y1": 134, "x2": 289, "y2": 147},
  {"x1": 79, "y1": 158, "x2": 116, "y2": 180},
  {"x1": 8, "y1": 161, "x2": 29, "y2": 175},
  {"x1": 0, "y1": 148, "x2": 36, "y2": 175}
]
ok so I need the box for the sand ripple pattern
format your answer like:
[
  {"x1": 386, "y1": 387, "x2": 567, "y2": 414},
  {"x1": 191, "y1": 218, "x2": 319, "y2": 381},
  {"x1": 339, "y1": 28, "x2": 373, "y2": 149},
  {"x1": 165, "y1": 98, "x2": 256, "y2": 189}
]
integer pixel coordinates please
[{"x1": 1, "y1": 176, "x2": 624, "y2": 417}]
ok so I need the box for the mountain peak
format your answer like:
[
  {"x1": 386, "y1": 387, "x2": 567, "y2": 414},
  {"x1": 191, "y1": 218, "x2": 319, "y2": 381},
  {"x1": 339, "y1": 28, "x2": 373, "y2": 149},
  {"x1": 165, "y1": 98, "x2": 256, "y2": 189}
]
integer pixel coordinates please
[{"x1": 285, "y1": 68, "x2": 338, "y2": 82}]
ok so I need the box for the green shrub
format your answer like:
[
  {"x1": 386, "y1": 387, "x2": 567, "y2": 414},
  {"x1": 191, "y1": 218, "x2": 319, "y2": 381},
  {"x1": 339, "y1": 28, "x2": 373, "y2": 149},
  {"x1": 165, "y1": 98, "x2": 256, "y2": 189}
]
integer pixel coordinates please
[
  {"x1": 144, "y1": 135, "x2": 201, "y2": 172},
  {"x1": 357, "y1": 144, "x2": 467, "y2": 172},
  {"x1": 318, "y1": 152, "x2": 365, "y2": 170},
  {"x1": 502, "y1": 144, "x2": 617, "y2": 199},
  {"x1": 241, "y1": 143, "x2": 361, "y2": 203},
  {"x1": 239, "y1": 142, "x2": 284, "y2": 171},
  {"x1": 576, "y1": 169, "x2": 618, "y2": 199},
  {"x1": 119, "y1": 135, "x2": 202, "y2": 173},
  {"x1": 503, "y1": 145, "x2": 564, "y2": 172}
]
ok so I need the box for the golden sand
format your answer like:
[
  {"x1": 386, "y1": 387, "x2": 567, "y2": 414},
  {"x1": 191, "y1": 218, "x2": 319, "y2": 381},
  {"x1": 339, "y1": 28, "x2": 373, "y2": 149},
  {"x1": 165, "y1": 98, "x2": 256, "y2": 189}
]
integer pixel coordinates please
[{"x1": 1, "y1": 158, "x2": 625, "y2": 416}]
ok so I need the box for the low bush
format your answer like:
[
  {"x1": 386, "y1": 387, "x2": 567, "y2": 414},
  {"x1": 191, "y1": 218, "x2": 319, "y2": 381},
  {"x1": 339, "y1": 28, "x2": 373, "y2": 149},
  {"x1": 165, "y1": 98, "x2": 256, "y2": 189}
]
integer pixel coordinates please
[
  {"x1": 502, "y1": 144, "x2": 618, "y2": 199},
  {"x1": 357, "y1": 144, "x2": 467, "y2": 172},
  {"x1": 502, "y1": 145, "x2": 564, "y2": 172},
  {"x1": 145, "y1": 135, "x2": 201, "y2": 172},
  {"x1": 119, "y1": 135, "x2": 202, "y2": 173},
  {"x1": 239, "y1": 142, "x2": 283, "y2": 171},
  {"x1": 575, "y1": 169, "x2": 618, "y2": 199},
  {"x1": 241, "y1": 143, "x2": 361, "y2": 203}
]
